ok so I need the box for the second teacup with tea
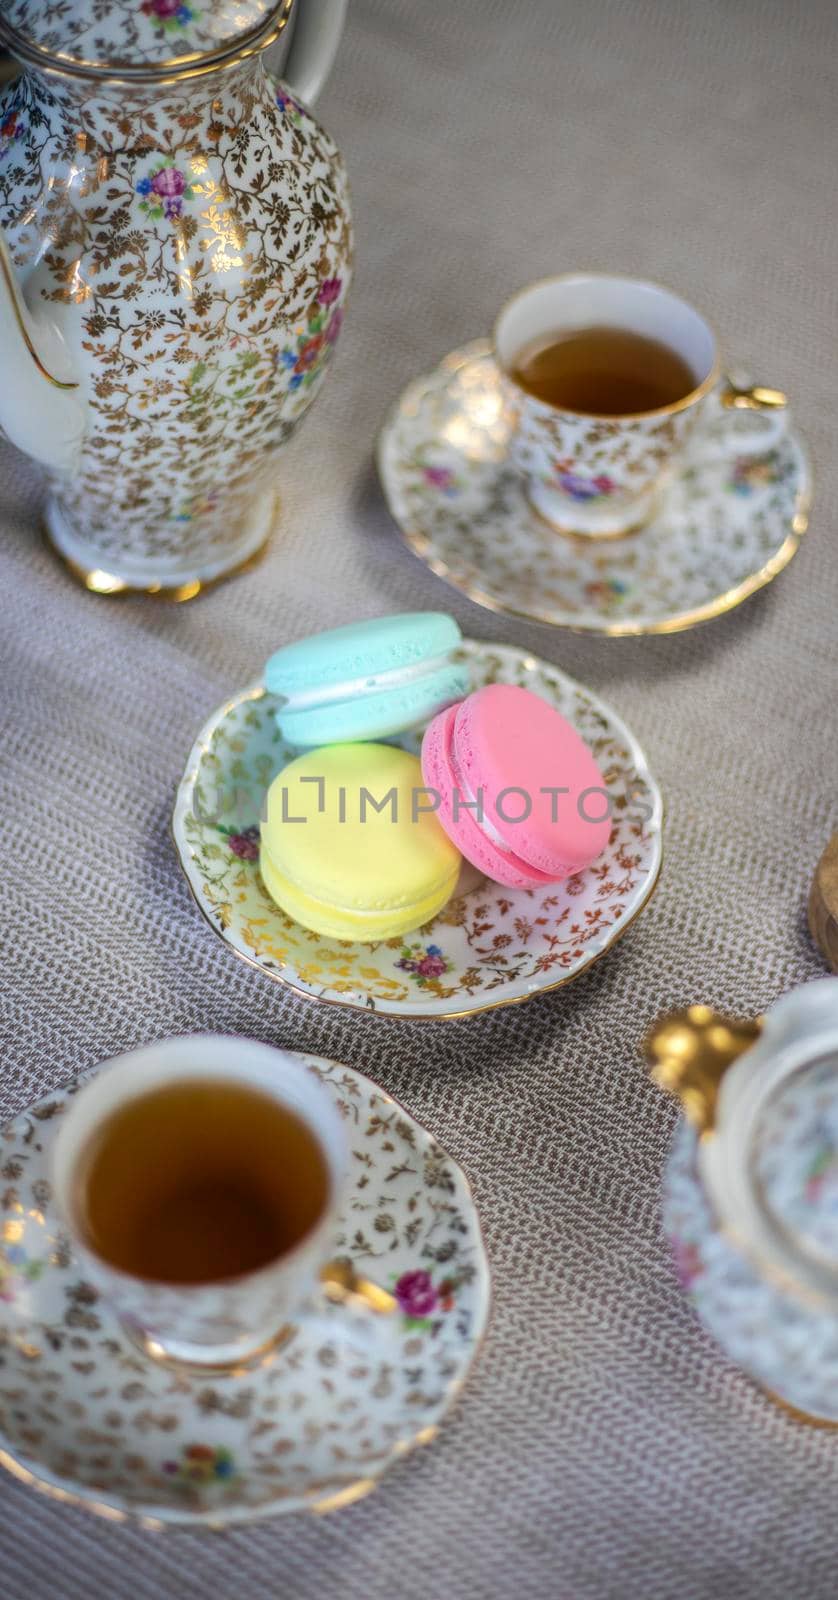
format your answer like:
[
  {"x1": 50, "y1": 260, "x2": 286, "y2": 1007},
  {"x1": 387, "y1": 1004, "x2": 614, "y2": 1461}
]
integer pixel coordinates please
[
  {"x1": 51, "y1": 1036, "x2": 393, "y2": 1366},
  {"x1": 495, "y1": 272, "x2": 787, "y2": 538}
]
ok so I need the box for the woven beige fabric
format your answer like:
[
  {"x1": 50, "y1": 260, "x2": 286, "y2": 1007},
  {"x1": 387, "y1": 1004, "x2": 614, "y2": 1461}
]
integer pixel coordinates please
[{"x1": 2, "y1": 0, "x2": 838, "y2": 1594}]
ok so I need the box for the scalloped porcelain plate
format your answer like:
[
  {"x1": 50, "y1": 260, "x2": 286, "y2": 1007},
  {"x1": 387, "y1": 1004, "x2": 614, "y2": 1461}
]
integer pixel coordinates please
[
  {"x1": 0, "y1": 1055, "x2": 490, "y2": 1527},
  {"x1": 172, "y1": 639, "x2": 663, "y2": 1018},
  {"x1": 376, "y1": 341, "x2": 810, "y2": 635}
]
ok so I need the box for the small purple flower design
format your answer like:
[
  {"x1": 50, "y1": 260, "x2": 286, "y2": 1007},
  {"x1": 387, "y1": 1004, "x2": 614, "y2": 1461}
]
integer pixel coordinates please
[
  {"x1": 557, "y1": 470, "x2": 617, "y2": 502},
  {"x1": 136, "y1": 159, "x2": 196, "y2": 222},
  {"x1": 141, "y1": 0, "x2": 196, "y2": 27},
  {"x1": 422, "y1": 465, "x2": 458, "y2": 496},
  {"x1": 0, "y1": 110, "x2": 24, "y2": 163},
  {"x1": 218, "y1": 823, "x2": 260, "y2": 861},
  {"x1": 396, "y1": 942, "x2": 452, "y2": 986},
  {"x1": 318, "y1": 276, "x2": 342, "y2": 307},
  {"x1": 276, "y1": 90, "x2": 305, "y2": 123},
  {"x1": 394, "y1": 1269, "x2": 439, "y2": 1319},
  {"x1": 276, "y1": 287, "x2": 343, "y2": 396}
]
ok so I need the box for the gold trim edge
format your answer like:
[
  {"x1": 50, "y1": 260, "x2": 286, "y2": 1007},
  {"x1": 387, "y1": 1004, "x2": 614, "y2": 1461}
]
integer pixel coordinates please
[
  {"x1": 491, "y1": 272, "x2": 723, "y2": 423},
  {"x1": 0, "y1": 1061, "x2": 493, "y2": 1528},
  {"x1": 377, "y1": 339, "x2": 812, "y2": 638},
  {"x1": 44, "y1": 523, "x2": 272, "y2": 602},
  {"x1": 0, "y1": 1, "x2": 294, "y2": 87},
  {"x1": 169, "y1": 648, "x2": 665, "y2": 1022}
]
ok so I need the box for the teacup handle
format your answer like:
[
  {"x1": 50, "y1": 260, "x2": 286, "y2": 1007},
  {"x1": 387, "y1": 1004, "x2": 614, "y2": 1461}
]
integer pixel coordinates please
[
  {"x1": 700, "y1": 375, "x2": 789, "y2": 459},
  {"x1": 288, "y1": 1258, "x2": 400, "y2": 1354},
  {"x1": 320, "y1": 1258, "x2": 397, "y2": 1316}
]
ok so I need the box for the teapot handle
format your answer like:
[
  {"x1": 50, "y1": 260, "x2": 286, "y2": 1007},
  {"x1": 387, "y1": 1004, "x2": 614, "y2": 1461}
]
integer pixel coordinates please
[{"x1": 277, "y1": 0, "x2": 348, "y2": 107}]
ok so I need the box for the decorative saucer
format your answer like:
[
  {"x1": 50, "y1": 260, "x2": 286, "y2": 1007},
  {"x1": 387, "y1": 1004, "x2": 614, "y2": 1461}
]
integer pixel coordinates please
[
  {"x1": 0, "y1": 1056, "x2": 490, "y2": 1526},
  {"x1": 376, "y1": 340, "x2": 811, "y2": 635},
  {"x1": 173, "y1": 639, "x2": 663, "y2": 1019}
]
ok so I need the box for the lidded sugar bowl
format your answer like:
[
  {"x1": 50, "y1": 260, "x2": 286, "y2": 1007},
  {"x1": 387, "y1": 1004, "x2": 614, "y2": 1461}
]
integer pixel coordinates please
[{"x1": 647, "y1": 979, "x2": 838, "y2": 1421}]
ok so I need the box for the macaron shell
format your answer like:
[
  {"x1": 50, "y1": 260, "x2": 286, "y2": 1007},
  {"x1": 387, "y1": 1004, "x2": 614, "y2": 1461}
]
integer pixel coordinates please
[
  {"x1": 277, "y1": 660, "x2": 470, "y2": 747},
  {"x1": 259, "y1": 844, "x2": 457, "y2": 942},
  {"x1": 265, "y1": 612, "x2": 462, "y2": 697},
  {"x1": 452, "y1": 684, "x2": 612, "y2": 877},
  {"x1": 261, "y1": 743, "x2": 461, "y2": 937},
  {"x1": 421, "y1": 705, "x2": 557, "y2": 889}
]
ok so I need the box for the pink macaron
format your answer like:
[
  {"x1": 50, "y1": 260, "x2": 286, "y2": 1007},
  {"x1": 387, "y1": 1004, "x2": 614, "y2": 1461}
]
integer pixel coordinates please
[{"x1": 421, "y1": 683, "x2": 612, "y2": 889}]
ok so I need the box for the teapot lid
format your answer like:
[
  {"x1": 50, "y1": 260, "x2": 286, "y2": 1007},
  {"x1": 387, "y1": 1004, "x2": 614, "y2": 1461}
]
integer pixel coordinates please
[{"x1": 0, "y1": 0, "x2": 292, "y2": 80}]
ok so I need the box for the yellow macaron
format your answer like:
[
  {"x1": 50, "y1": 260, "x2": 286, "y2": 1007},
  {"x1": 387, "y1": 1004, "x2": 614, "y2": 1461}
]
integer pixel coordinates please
[{"x1": 260, "y1": 743, "x2": 461, "y2": 942}]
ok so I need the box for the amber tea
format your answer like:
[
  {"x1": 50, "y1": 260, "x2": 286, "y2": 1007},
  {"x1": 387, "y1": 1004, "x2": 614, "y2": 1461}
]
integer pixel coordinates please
[
  {"x1": 74, "y1": 1078, "x2": 329, "y2": 1284},
  {"x1": 509, "y1": 324, "x2": 697, "y2": 416}
]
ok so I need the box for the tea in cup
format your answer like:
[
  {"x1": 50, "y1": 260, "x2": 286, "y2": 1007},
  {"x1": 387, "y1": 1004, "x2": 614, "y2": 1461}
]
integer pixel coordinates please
[
  {"x1": 52, "y1": 1036, "x2": 393, "y2": 1366},
  {"x1": 495, "y1": 272, "x2": 787, "y2": 537}
]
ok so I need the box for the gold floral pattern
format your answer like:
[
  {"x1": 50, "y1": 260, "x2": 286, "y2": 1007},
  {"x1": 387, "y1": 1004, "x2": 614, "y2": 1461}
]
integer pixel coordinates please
[
  {"x1": 1, "y1": 0, "x2": 282, "y2": 71},
  {"x1": 0, "y1": 52, "x2": 352, "y2": 579},
  {"x1": 507, "y1": 370, "x2": 685, "y2": 519},
  {"x1": 377, "y1": 343, "x2": 810, "y2": 635},
  {"x1": 0, "y1": 1057, "x2": 489, "y2": 1524},
  {"x1": 665, "y1": 1120, "x2": 838, "y2": 1423},
  {"x1": 172, "y1": 640, "x2": 663, "y2": 1018}
]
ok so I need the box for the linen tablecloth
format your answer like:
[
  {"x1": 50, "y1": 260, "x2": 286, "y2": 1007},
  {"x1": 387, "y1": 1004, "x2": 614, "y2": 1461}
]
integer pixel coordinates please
[{"x1": 2, "y1": 1, "x2": 838, "y2": 1594}]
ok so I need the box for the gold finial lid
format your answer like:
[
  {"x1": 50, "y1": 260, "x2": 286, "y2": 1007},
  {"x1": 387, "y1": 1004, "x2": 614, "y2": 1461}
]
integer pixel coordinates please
[{"x1": 644, "y1": 1003, "x2": 762, "y2": 1134}]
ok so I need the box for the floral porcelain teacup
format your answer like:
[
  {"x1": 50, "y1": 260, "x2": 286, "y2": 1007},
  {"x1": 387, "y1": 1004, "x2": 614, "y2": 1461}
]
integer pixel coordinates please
[
  {"x1": 495, "y1": 273, "x2": 788, "y2": 538},
  {"x1": 647, "y1": 980, "x2": 838, "y2": 1422},
  {"x1": 52, "y1": 1035, "x2": 395, "y2": 1367}
]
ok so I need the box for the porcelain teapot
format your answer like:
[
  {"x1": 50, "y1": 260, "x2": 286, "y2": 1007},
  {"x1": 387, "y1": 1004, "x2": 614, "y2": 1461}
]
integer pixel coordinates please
[
  {"x1": 647, "y1": 980, "x2": 838, "y2": 1421},
  {"x1": 0, "y1": 0, "x2": 351, "y2": 597}
]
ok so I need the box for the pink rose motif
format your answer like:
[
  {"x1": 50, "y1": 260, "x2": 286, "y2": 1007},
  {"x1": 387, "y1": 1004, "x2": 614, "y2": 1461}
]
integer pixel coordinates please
[
  {"x1": 143, "y1": 0, "x2": 182, "y2": 15},
  {"x1": 394, "y1": 1269, "x2": 438, "y2": 1318},
  {"x1": 417, "y1": 954, "x2": 447, "y2": 978},
  {"x1": 228, "y1": 833, "x2": 259, "y2": 861},
  {"x1": 317, "y1": 277, "x2": 342, "y2": 306},
  {"x1": 152, "y1": 166, "x2": 186, "y2": 198},
  {"x1": 423, "y1": 465, "x2": 455, "y2": 491},
  {"x1": 221, "y1": 823, "x2": 260, "y2": 859}
]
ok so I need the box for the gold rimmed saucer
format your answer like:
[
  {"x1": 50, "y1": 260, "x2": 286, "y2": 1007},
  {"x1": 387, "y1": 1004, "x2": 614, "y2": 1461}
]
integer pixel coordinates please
[
  {"x1": 0, "y1": 1056, "x2": 490, "y2": 1526},
  {"x1": 172, "y1": 639, "x2": 663, "y2": 1019},
  {"x1": 376, "y1": 340, "x2": 811, "y2": 635}
]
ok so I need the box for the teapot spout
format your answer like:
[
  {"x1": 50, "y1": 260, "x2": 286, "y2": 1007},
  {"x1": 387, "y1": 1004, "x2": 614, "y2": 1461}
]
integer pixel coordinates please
[
  {"x1": 0, "y1": 232, "x2": 85, "y2": 474},
  {"x1": 644, "y1": 1004, "x2": 763, "y2": 1133}
]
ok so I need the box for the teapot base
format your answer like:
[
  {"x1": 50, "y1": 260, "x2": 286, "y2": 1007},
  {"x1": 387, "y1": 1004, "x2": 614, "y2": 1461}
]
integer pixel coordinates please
[{"x1": 43, "y1": 490, "x2": 277, "y2": 602}]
